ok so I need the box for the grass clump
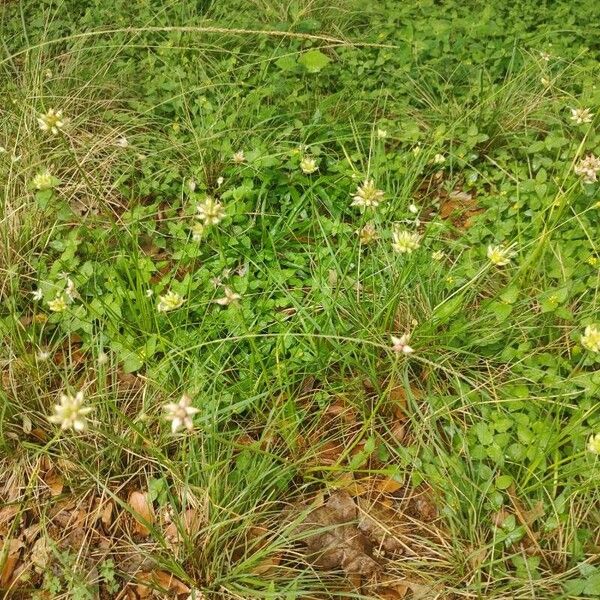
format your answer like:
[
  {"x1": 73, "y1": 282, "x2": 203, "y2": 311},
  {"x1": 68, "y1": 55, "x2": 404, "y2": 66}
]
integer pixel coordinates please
[{"x1": 1, "y1": 0, "x2": 599, "y2": 598}]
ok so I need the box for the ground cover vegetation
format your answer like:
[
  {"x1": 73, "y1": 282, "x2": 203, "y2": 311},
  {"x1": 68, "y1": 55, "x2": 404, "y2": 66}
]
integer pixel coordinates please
[{"x1": 1, "y1": 0, "x2": 600, "y2": 598}]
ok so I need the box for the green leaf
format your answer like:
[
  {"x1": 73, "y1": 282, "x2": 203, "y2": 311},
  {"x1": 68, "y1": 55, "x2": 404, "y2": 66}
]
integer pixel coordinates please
[
  {"x1": 474, "y1": 423, "x2": 493, "y2": 446},
  {"x1": 496, "y1": 474, "x2": 513, "y2": 490},
  {"x1": 432, "y1": 293, "x2": 464, "y2": 323},
  {"x1": 499, "y1": 285, "x2": 520, "y2": 304},
  {"x1": 298, "y1": 49, "x2": 331, "y2": 73},
  {"x1": 583, "y1": 572, "x2": 600, "y2": 595},
  {"x1": 275, "y1": 55, "x2": 298, "y2": 71},
  {"x1": 122, "y1": 351, "x2": 143, "y2": 373}
]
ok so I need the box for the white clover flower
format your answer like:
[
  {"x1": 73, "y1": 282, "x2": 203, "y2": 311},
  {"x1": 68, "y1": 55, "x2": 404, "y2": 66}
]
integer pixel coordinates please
[
  {"x1": 487, "y1": 244, "x2": 515, "y2": 266},
  {"x1": 37, "y1": 109, "x2": 65, "y2": 135},
  {"x1": 351, "y1": 179, "x2": 384, "y2": 209},
  {"x1": 157, "y1": 291, "x2": 185, "y2": 313},
  {"x1": 300, "y1": 156, "x2": 318, "y2": 174},
  {"x1": 408, "y1": 203, "x2": 419, "y2": 214},
  {"x1": 191, "y1": 222, "x2": 205, "y2": 241},
  {"x1": 48, "y1": 391, "x2": 92, "y2": 431},
  {"x1": 116, "y1": 136, "x2": 129, "y2": 148},
  {"x1": 232, "y1": 150, "x2": 246, "y2": 164},
  {"x1": 196, "y1": 197, "x2": 225, "y2": 225},
  {"x1": 32, "y1": 169, "x2": 56, "y2": 191},
  {"x1": 163, "y1": 394, "x2": 200, "y2": 433},
  {"x1": 588, "y1": 433, "x2": 600, "y2": 455},
  {"x1": 214, "y1": 286, "x2": 241, "y2": 306},
  {"x1": 186, "y1": 178, "x2": 196, "y2": 192},
  {"x1": 570, "y1": 108, "x2": 593, "y2": 125},
  {"x1": 145, "y1": 289, "x2": 154, "y2": 298},
  {"x1": 391, "y1": 227, "x2": 421, "y2": 254},
  {"x1": 65, "y1": 277, "x2": 77, "y2": 301},
  {"x1": 377, "y1": 128, "x2": 388, "y2": 139},
  {"x1": 581, "y1": 324, "x2": 600, "y2": 353},
  {"x1": 36, "y1": 350, "x2": 50, "y2": 362},
  {"x1": 32, "y1": 288, "x2": 43, "y2": 301},
  {"x1": 432, "y1": 250, "x2": 445, "y2": 261},
  {"x1": 47, "y1": 294, "x2": 68, "y2": 312},
  {"x1": 357, "y1": 223, "x2": 378, "y2": 245},
  {"x1": 97, "y1": 352, "x2": 109, "y2": 366},
  {"x1": 574, "y1": 154, "x2": 600, "y2": 184},
  {"x1": 216, "y1": 176, "x2": 224, "y2": 187},
  {"x1": 391, "y1": 334, "x2": 414, "y2": 354},
  {"x1": 539, "y1": 51, "x2": 551, "y2": 62},
  {"x1": 433, "y1": 153, "x2": 446, "y2": 164}
]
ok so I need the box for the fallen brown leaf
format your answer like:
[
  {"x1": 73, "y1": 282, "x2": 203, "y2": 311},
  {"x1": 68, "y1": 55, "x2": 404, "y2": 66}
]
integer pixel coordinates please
[
  {"x1": 298, "y1": 490, "x2": 380, "y2": 576},
  {"x1": 376, "y1": 583, "x2": 410, "y2": 599},
  {"x1": 128, "y1": 491, "x2": 155, "y2": 536},
  {"x1": 0, "y1": 506, "x2": 19, "y2": 537},
  {"x1": 0, "y1": 538, "x2": 24, "y2": 587},
  {"x1": 164, "y1": 508, "x2": 203, "y2": 549},
  {"x1": 374, "y1": 478, "x2": 403, "y2": 494},
  {"x1": 137, "y1": 570, "x2": 190, "y2": 596},
  {"x1": 251, "y1": 553, "x2": 282, "y2": 575},
  {"x1": 100, "y1": 500, "x2": 114, "y2": 528},
  {"x1": 44, "y1": 469, "x2": 64, "y2": 497}
]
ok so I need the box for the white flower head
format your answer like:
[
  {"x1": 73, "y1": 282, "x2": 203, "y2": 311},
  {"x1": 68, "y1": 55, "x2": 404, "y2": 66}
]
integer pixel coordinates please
[
  {"x1": 32, "y1": 288, "x2": 43, "y2": 301},
  {"x1": 539, "y1": 51, "x2": 551, "y2": 62},
  {"x1": 214, "y1": 286, "x2": 241, "y2": 306},
  {"x1": 391, "y1": 334, "x2": 414, "y2": 355},
  {"x1": 216, "y1": 176, "x2": 224, "y2": 188},
  {"x1": 37, "y1": 109, "x2": 65, "y2": 135},
  {"x1": 570, "y1": 108, "x2": 593, "y2": 125},
  {"x1": 232, "y1": 150, "x2": 246, "y2": 164},
  {"x1": 48, "y1": 391, "x2": 92, "y2": 431},
  {"x1": 377, "y1": 128, "x2": 388, "y2": 139},
  {"x1": 588, "y1": 433, "x2": 600, "y2": 455},
  {"x1": 116, "y1": 136, "x2": 129, "y2": 148},
  {"x1": 145, "y1": 289, "x2": 154, "y2": 298},
  {"x1": 408, "y1": 203, "x2": 419, "y2": 214},
  {"x1": 357, "y1": 223, "x2": 378, "y2": 245},
  {"x1": 300, "y1": 156, "x2": 318, "y2": 174},
  {"x1": 574, "y1": 154, "x2": 600, "y2": 184},
  {"x1": 191, "y1": 222, "x2": 205, "y2": 241},
  {"x1": 163, "y1": 394, "x2": 200, "y2": 433},
  {"x1": 47, "y1": 294, "x2": 68, "y2": 312},
  {"x1": 65, "y1": 277, "x2": 77, "y2": 301},
  {"x1": 581, "y1": 324, "x2": 600, "y2": 353},
  {"x1": 196, "y1": 197, "x2": 225, "y2": 225},
  {"x1": 433, "y1": 153, "x2": 446, "y2": 164},
  {"x1": 97, "y1": 351, "x2": 109, "y2": 366},
  {"x1": 487, "y1": 244, "x2": 515, "y2": 266},
  {"x1": 186, "y1": 178, "x2": 197, "y2": 192},
  {"x1": 157, "y1": 290, "x2": 185, "y2": 313},
  {"x1": 392, "y1": 227, "x2": 421, "y2": 254},
  {"x1": 36, "y1": 350, "x2": 51, "y2": 362},
  {"x1": 351, "y1": 179, "x2": 384, "y2": 209},
  {"x1": 32, "y1": 169, "x2": 57, "y2": 191}
]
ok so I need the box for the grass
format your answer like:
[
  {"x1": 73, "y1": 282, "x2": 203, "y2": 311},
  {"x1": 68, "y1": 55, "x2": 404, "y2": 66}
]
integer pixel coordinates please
[{"x1": 1, "y1": 0, "x2": 600, "y2": 598}]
